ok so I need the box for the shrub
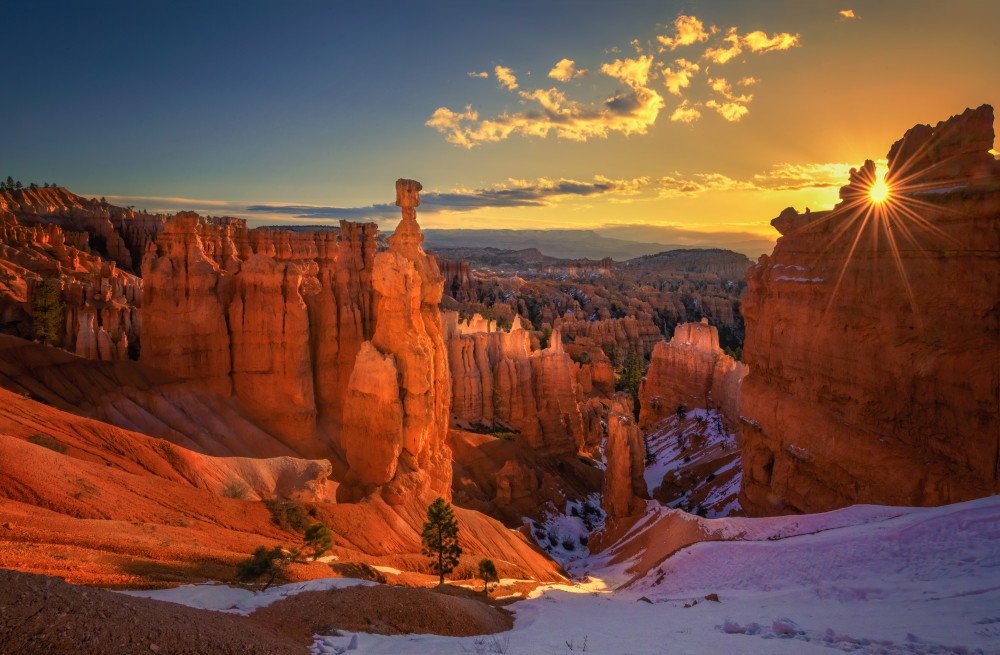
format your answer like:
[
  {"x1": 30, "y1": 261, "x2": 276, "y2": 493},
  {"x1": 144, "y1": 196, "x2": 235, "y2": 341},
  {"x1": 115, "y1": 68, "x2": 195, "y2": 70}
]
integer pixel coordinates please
[
  {"x1": 303, "y1": 522, "x2": 333, "y2": 560},
  {"x1": 220, "y1": 476, "x2": 250, "y2": 500},
  {"x1": 27, "y1": 434, "x2": 66, "y2": 454},
  {"x1": 264, "y1": 498, "x2": 312, "y2": 532},
  {"x1": 236, "y1": 545, "x2": 299, "y2": 591}
]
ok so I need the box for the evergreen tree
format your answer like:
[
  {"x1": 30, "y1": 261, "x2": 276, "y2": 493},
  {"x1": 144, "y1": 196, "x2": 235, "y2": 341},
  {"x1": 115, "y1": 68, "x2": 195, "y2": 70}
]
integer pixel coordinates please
[
  {"x1": 421, "y1": 497, "x2": 462, "y2": 585},
  {"x1": 31, "y1": 278, "x2": 64, "y2": 345},
  {"x1": 235, "y1": 545, "x2": 298, "y2": 591},
  {"x1": 615, "y1": 348, "x2": 645, "y2": 413},
  {"x1": 5, "y1": 176, "x2": 13, "y2": 190},
  {"x1": 303, "y1": 522, "x2": 332, "y2": 560},
  {"x1": 477, "y1": 558, "x2": 498, "y2": 593}
]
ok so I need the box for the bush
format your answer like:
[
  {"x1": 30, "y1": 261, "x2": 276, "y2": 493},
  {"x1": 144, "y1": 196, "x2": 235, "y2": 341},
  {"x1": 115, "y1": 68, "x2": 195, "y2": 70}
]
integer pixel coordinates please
[
  {"x1": 264, "y1": 498, "x2": 312, "y2": 532},
  {"x1": 303, "y1": 522, "x2": 333, "y2": 560},
  {"x1": 236, "y1": 545, "x2": 299, "y2": 591},
  {"x1": 27, "y1": 434, "x2": 66, "y2": 454},
  {"x1": 220, "y1": 476, "x2": 250, "y2": 500}
]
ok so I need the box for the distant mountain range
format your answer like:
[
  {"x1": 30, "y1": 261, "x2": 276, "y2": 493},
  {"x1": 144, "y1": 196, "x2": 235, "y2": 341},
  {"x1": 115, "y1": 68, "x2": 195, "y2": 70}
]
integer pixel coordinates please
[{"x1": 421, "y1": 227, "x2": 774, "y2": 261}]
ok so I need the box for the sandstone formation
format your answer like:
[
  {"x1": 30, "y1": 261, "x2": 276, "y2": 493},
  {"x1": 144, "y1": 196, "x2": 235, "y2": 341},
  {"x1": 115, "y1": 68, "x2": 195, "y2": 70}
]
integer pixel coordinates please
[
  {"x1": 0, "y1": 192, "x2": 146, "y2": 360},
  {"x1": 444, "y1": 313, "x2": 589, "y2": 457},
  {"x1": 339, "y1": 179, "x2": 452, "y2": 503},
  {"x1": 556, "y1": 312, "x2": 662, "y2": 359},
  {"x1": 639, "y1": 319, "x2": 747, "y2": 429},
  {"x1": 740, "y1": 105, "x2": 1000, "y2": 516},
  {"x1": 601, "y1": 392, "x2": 648, "y2": 522}
]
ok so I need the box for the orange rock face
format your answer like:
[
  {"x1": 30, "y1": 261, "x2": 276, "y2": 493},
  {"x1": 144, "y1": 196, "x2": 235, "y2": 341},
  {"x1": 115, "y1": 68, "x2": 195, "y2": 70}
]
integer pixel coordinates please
[
  {"x1": 601, "y1": 392, "x2": 648, "y2": 522},
  {"x1": 339, "y1": 179, "x2": 453, "y2": 503},
  {"x1": 444, "y1": 315, "x2": 588, "y2": 457},
  {"x1": 639, "y1": 319, "x2": 746, "y2": 429},
  {"x1": 740, "y1": 105, "x2": 1000, "y2": 516}
]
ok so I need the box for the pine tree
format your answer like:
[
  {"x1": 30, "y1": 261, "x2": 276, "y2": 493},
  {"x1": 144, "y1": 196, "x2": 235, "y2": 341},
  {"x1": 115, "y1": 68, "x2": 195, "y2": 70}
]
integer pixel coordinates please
[
  {"x1": 615, "y1": 347, "x2": 645, "y2": 415},
  {"x1": 31, "y1": 278, "x2": 65, "y2": 345},
  {"x1": 421, "y1": 497, "x2": 462, "y2": 585},
  {"x1": 477, "y1": 558, "x2": 498, "y2": 593}
]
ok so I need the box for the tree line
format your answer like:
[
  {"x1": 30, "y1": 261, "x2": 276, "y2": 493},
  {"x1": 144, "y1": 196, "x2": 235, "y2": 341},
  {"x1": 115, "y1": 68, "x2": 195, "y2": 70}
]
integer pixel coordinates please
[{"x1": 0, "y1": 177, "x2": 59, "y2": 192}]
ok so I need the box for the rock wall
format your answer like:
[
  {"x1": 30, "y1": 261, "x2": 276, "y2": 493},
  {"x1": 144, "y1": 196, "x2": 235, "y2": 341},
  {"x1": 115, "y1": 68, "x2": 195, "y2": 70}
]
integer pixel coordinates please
[
  {"x1": 639, "y1": 319, "x2": 747, "y2": 428},
  {"x1": 142, "y1": 181, "x2": 452, "y2": 505},
  {"x1": 444, "y1": 313, "x2": 591, "y2": 457},
  {"x1": 740, "y1": 105, "x2": 1000, "y2": 516}
]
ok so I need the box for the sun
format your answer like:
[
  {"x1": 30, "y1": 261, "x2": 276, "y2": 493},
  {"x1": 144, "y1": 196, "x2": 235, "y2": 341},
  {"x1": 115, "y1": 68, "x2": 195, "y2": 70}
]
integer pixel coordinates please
[{"x1": 869, "y1": 177, "x2": 890, "y2": 203}]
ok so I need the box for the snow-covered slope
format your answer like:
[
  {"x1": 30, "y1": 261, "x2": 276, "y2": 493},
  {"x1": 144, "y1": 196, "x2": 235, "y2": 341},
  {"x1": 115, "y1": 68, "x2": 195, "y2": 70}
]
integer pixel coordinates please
[{"x1": 124, "y1": 495, "x2": 1000, "y2": 654}]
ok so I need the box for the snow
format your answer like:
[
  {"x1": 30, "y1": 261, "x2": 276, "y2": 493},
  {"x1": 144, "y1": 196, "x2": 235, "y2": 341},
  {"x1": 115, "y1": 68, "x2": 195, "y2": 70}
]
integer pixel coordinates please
[
  {"x1": 774, "y1": 276, "x2": 825, "y2": 283},
  {"x1": 118, "y1": 576, "x2": 376, "y2": 616},
  {"x1": 123, "y1": 495, "x2": 1000, "y2": 655}
]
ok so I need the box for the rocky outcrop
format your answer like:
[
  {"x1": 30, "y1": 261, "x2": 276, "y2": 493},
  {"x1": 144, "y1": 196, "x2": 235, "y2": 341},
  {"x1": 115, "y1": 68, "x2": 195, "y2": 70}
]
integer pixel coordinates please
[
  {"x1": 339, "y1": 179, "x2": 452, "y2": 503},
  {"x1": 439, "y1": 259, "x2": 474, "y2": 301},
  {"x1": 601, "y1": 392, "x2": 648, "y2": 522},
  {"x1": 556, "y1": 313, "x2": 662, "y2": 359},
  {"x1": 444, "y1": 314, "x2": 588, "y2": 456},
  {"x1": 740, "y1": 105, "x2": 1000, "y2": 516},
  {"x1": 639, "y1": 319, "x2": 747, "y2": 428},
  {"x1": 141, "y1": 181, "x2": 452, "y2": 505},
  {"x1": 1, "y1": 207, "x2": 142, "y2": 360}
]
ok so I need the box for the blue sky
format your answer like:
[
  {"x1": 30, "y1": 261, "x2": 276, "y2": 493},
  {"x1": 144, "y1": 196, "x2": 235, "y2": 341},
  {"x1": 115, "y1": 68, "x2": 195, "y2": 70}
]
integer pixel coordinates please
[{"x1": 3, "y1": 0, "x2": 998, "y2": 250}]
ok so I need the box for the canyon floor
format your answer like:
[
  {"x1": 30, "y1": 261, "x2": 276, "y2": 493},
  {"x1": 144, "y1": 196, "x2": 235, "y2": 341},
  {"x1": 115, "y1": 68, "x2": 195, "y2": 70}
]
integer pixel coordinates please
[{"x1": 9, "y1": 493, "x2": 988, "y2": 655}]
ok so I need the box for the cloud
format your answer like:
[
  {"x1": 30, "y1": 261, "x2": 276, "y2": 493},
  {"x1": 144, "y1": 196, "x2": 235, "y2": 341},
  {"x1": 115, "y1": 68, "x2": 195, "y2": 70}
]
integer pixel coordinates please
[
  {"x1": 657, "y1": 15, "x2": 709, "y2": 50},
  {"x1": 548, "y1": 58, "x2": 588, "y2": 82},
  {"x1": 495, "y1": 65, "x2": 518, "y2": 90},
  {"x1": 467, "y1": 71, "x2": 489, "y2": 78},
  {"x1": 742, "y1": 30, "x2": 800, "y2": 53},
  {"x1": 428, "y1": 55, "x2": 664, "y2": 147},
  {"x1": 738, "y1": 76, "x2": 758, "y2": 86},
  {"x1": 839, "y1": 9, "x2": 858, "y2": 19},
  {"x1": 705, "y1": 100, "x2": 750, "y2": 122},
  {"x1": 670, "y1": 99, "x2": 701, "y2": 123},
  {"x1": 657, "y1": 161, "x2": 868, "y2": 197},
  {"x1": 600, "y1": 54, "x2": 654, "y2": 87},
  {"x1": 703, "y1": 27, "x2": 743, "y2": 63},
  {"x1": 703, "y1": 26, "x2": 800, "y2": 64},
  {"x1": 245, "y1": 176, "x2": 652, "y2": 220},
  {"x1": 660, "y1": 58, "x2": 700, "y2": 95}
]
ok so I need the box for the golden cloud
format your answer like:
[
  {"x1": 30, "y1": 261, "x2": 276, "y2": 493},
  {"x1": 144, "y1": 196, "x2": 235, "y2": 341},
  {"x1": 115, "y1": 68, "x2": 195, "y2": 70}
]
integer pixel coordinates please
[
  {"x1": 704, "y1": 27, "x2": 743, "y2": 64},
  {"x1": 738, "y1": 76, "x2": 758, "y2": 86},
  {"x1": 706, "y1": 99, "x2": 750, "y2": 122},
  {"x1": 657, "y1": 15, "x2": 709, "y2": 50},
  {"x1": 548, "y1": 58, "x2": 588, "y2": 82},
  {"x1": 467, "y1": 71, "x2": 489, "y2": 79},
  {"x1": 742, "y1": 30, "x2": 800, "y2": 53},
  {"x1": 600, "y1": 55, "x2": 654, "y2": 88},
  {"x1": 660, "y1": 58, "x2": 700, "y2": 96},
  {"x1": 658, "y1": 161, "x2": 872, "y2": 197},
  {"x1": 670, "y1": 100, "x2": 701, "y2": 123},
  {"x1": 839, "y1": 9, "x2": 858, "y2": 19},
  {"x1": 495, "y1": 65, "x2": 518, "y2": 90}
]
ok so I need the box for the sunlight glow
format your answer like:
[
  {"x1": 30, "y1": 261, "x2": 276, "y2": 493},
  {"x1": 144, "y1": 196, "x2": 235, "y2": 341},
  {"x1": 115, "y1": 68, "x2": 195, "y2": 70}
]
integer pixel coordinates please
[{"x1": 869, "y1": 170, "x2": 889, "y2": 203}]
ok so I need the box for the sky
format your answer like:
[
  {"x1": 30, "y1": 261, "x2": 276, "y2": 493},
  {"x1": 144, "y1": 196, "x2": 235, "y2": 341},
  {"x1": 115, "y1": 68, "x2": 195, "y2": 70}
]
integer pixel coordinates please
[{"x1": 3, "y1": 0, "x2": 998, "y2": 252}]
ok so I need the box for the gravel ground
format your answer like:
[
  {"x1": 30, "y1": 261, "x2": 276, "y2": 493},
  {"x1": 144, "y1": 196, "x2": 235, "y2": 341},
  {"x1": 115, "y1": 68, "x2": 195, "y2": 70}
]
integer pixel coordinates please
[
  {"x1": 0, "y1": 569, "x2": 305, "y2": 654},
  {"x1": 250, "y1": 584, "x2": 514, "y2": 645}
]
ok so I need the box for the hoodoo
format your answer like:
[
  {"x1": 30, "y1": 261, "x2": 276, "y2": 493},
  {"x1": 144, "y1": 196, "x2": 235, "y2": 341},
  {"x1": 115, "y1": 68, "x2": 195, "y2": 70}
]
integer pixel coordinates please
[{"x1": 739, "y1": 105, "x2": 1000, "y2": 516}]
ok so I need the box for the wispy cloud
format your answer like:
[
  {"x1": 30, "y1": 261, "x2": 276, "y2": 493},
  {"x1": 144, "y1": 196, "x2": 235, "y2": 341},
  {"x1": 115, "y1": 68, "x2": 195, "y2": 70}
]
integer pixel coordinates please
[
  {"x1": 658, "y1": 161, "x2": 867, "y2": 197},
  {"x1": 657, "y1": 15, "x2": 709, "y2": 51},
  {"x1": 738, "y1": 76, "x2": 758, "y2": 86},
  {"x1": 742, "y1": 30, "x2": 800, "y2": 53},
  {"x1": 495, "y1": 65, "x2": 518, "y2": 90},
  {"x1": 548, "y1": 58, "x2": 588, "y2": 82},
  {"x1": 839, "y1": 9, "x2": 858, "y2": 19},
  {"x1": 246, "y1": 176, "x2": 652, "y2": 219},
  {"x1": 703, "y1": 27, "x2": 743, "y2": 64},
  {"x1": 467, "y1": 71, "x2": 489, "y2": 78}
]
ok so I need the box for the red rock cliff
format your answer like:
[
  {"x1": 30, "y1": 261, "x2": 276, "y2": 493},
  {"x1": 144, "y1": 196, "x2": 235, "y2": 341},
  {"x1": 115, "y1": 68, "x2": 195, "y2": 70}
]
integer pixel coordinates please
[
  {"x1": 740, "y1": 105, "x2": 1000, "y2": 516},
  {"x1": 639, "y1": 319, "x2": 747, "y2": 429}
]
